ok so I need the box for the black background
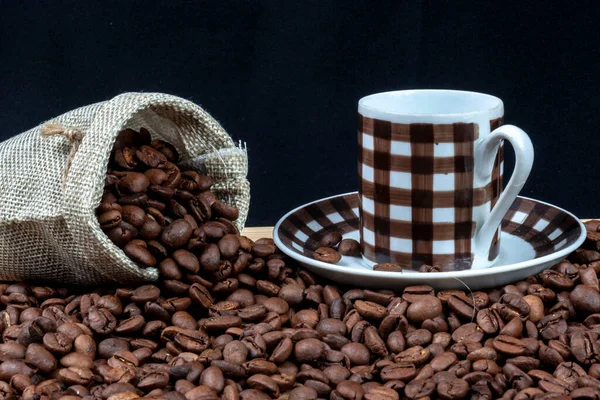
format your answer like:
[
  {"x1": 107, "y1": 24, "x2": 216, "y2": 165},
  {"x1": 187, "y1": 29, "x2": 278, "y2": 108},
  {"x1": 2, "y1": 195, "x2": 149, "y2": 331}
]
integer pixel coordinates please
[{"x1": 1, "y1": 1, "x2": 599, "y2": 226}]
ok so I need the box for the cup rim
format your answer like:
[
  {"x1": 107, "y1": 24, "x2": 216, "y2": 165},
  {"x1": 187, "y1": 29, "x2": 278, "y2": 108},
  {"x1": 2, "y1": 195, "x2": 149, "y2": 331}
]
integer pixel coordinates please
[{"x1": 358, "y1": 89, "x2": 504, "y2": 119}]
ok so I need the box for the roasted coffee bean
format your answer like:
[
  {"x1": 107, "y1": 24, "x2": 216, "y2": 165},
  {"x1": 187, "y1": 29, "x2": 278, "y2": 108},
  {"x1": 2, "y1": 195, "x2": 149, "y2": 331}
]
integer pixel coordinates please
[
  {"x1": 406, "y1": 295, "x2": 442, "y2": 323},
  {"x1": 123, "y1": 242, "x2": 156, "y2": 268},
  {"x1": 98, "y1": 210, "x2": 123, "y2": 230},
  {"x1": 405, "y1": 329, "x2": 432, "y2": 348},
  {"x1": 318, "y1": 232, "x2": 343, "y2": 248},
  {"x1": 447, "y1": 293, "x2": 477, "y2": 319},
  {"x1": 570, "y1": 285, "x2": 600, "y2": 313},
  {"x1": 313, "y1": 247, "x2": 342, "y2": 264},
  {"x1": 373, "y1": 263, "x2": 403, "y2": 272},
  {"x1": 499, "y1": 317, "x2": 524, "y2": 337},
  {"x1": 295, "y1": 338, "x2": 325, "y2": 362},
  {"x1": 451, "y1": 323, "x2": 484, "y2": 344},
  {"x1": 476, "y1": 308, "x2": 504, "y2": 334},
  {"x1": 120, "y1": 205, "x2": 147, "y2": 229},
  {"x1": 118, "y1": 172, "x2": 150, "y2": 194},
  {"x1": 537, "y1": 312, "x2": 568, "y2": 340},
  {"x1": 378, "y1": 331, "x2": 402, "y2": 357},
  {"x1": 337, "y1": 239, "x2": 360, "y2": 256},
  {"x1": 570, "y1": 330, "x2": 598, "y2": 364},
  {"x1": 25, "y1": 343, "x2": 56, "y2": 373},
  {"x1": 497, "y1": 293, "x2": 531, "y2": 321},
  {"x1": 161, "y1": 219, "x2": 193, "y2": 249},
  {"x1": 380, "y1": 363, "x2": 417, "y2": 382},
  {"x1": 493, "y1": 335, "x2": 527, "y2": 356},
  {"x1": 540, "y1": 270, "x2": 575, "y2": 291},
  {"x1": 404, "y1": 379, "x2": 435, "y2": 399},
  {"x1": 200, "y1": 243, "x2": 222, "y2": 272},
  {"x1": 354, "y1": 300, "x2": 388, "y2": 320},
  {"x1": 522, "y1": 294, "x2": 544, "y2": 322},
  {"x1": 437, "y1": 378, "x2": 469, "y2": 400}
]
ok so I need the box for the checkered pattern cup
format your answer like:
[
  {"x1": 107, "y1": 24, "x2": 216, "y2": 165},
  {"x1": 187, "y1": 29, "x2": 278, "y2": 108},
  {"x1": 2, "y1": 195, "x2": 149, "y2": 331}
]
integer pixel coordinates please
[{"x1": 358, "y1": 90, "x2": 534, "y2": 271}]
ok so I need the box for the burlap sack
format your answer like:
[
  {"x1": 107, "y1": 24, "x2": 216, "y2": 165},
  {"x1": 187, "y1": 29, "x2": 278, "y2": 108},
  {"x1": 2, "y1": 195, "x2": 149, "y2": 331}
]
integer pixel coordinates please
[{"x1": 0, "y1": 92, "x2": 250, "y2": 284}]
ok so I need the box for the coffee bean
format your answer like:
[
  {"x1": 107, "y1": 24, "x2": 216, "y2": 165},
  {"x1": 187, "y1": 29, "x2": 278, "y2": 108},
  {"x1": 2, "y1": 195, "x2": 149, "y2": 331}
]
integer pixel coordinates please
[
  {"x1": 394, "y1": 346, "x2": 431, "y2": 366},
  {"x1": 218, "y1": 234, "x2": 241, "y2": 259},
  {"x1": 118, "y1": 172, "x2": 150, "y2": 194},
  {"x1": 404, "y1": 379, "x2": 436, "y2": 399},
  {"x1": 172, "y1": 249, "x2": 200, "y2": 274},
  {"x1": 25, "y1": 343, "x2": 56, "y2": 373},
  {"x1": 200, "y1": 243, "x2": 222, "y2": 272},
  {"x1": 279, "y1": 284, "x2": 304, "y2": 305},
  {"x1": 336, "y1": 380, "x2": 364, "y2": 399},
  {"x1": 212, "y1": 200, "x2": 239, "y2": 221},
  {"x1": 295, "y1": 338, "x2": 325, "y2": 362},
  {"x1": 338, "y1": 239, "x2": 360, "y2": 256},
  {"x1": 493, "y1": 335, "x2": 527, "y2": 356},
  {"x1": 380, "y1": 363, "x2": 417, "y2": 382},
  {"x1": 406, "y1": 295, "x2": 442, "y2": 323},
  {"x1": 451, "y1": 323, "x2": 484, "y2": 344},
  {"x1": 354, "y1": 300, "x2": 388, "y2": 320},
  {"x1": 497, "y1": 293, "x2": 531, "y2": 321},
  {"x1": 313, "y1": 247, "x2": 342, "y2": 264},
  {"x1": 537, "y1": 312, "x2": 568, "y2": 340},
  {"x1": 437, "y1": 378, "x2": 469, "y2": 400},
  {"x1": 373, "y1": 263, "x2": 403, "y2": 272},
  {"x1": 161, "y1": 219, "x2": 193, "y2": 249},
  {"x1": 123, "y1": 242, "x2": 156, "y2": 268},
  {"x1": 379, "y1": 330, "x2": 403, "y2": 355},
  {"x1": 405, "y1": 329, "x2": 432, "y2": 348},
  {"x1": 318, "y1": 232, "x2": 343, "y2": 248},
  {"x1": 499, "y1": 317, "x2": 524, "y2": 337},
  {"x1": 522, "y1": 294, "x2": 544, "y2": 322},
  {"x1": 430, "y1": 352, "x2": 458, "y2": 372},
  {"x1": 252, "y1": 243, "x2": 276, "y2": 258},
  {"x1": 540, "y1": 270, "x2": 575, "y2": 291},
  {"x1": 120, "y1": 205, "x2": 147, "y2": 229},
  {"x1": 570, "y1": 285, "x2": 600, "y2": 313},
  {"x1": 570, "y1": 330, "x2": 598, "y2": 364},
  {"x1": 98, "y1": 210, "x2": 123, "y2": 230}
]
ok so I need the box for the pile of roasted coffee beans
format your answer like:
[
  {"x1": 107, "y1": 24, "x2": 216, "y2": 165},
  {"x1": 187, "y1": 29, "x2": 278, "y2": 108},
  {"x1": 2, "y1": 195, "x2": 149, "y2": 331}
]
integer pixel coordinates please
[
  {"x1": 3, "y1": 131, "x2": 600, "y2": 399},
  {"x1": 6, "y1": 233, "x2": 600, "y2": 400}
]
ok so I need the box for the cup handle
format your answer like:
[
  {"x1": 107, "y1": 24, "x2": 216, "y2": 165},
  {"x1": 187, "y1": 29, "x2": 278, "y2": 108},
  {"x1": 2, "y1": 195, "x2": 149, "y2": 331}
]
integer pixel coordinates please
[{"x1": 474, "y1": 124, "x2": 534, "y2": 257}]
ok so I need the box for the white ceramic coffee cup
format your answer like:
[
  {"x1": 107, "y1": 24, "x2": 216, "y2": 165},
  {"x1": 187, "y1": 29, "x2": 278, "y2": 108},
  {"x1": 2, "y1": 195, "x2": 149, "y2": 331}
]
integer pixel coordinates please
[{"x1": 358, "y1": 89, "x2": 534, "y2": 270}]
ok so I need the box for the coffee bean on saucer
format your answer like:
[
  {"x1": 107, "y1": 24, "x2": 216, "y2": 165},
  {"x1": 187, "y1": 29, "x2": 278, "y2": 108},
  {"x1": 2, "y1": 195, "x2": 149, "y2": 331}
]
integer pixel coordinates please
[
  {"x1": 337, "y1": 239, "x2": 360, "y2": 256},
  {"x1": 319, "y1": 232, "x2": 343, "y2": 248},
  {"x1": 419, "y1": 264, "x2": 441, "y2": 273},
  {"x1": 373, "y1": 263, "x2": 403, "y2": 272},
  {"x1": 313, "y1": 247, "x2": 341, "y2": 264}
]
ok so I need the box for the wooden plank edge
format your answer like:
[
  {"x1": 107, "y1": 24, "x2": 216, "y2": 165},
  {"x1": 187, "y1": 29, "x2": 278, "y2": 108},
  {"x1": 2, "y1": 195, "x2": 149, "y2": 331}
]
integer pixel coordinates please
[{"x1": 242, "y1": 226, "x2": 274, "y2": 241}]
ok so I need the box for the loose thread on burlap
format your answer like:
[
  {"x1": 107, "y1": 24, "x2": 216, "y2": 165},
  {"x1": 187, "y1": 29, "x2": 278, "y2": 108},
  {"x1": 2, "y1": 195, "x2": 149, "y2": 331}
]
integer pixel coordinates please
[{"x1": 40, "y1": 123, "x2": 84, "y2": 190}]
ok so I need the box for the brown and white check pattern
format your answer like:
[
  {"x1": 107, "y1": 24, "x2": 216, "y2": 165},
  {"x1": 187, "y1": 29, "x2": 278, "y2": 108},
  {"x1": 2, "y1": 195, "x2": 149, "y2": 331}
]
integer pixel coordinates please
[
  {"x1": 276, "y1": 193, "x2": 582, "y2": 266},
  {"x1": 357, "y1": 115, "x2": 504, "y2": 270}
]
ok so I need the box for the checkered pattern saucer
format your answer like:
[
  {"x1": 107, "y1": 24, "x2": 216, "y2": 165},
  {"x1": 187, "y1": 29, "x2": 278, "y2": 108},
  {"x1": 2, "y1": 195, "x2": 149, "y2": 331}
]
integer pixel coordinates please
[{"x1": 276, "y1": 192, "x2": 582, "y2": 269}]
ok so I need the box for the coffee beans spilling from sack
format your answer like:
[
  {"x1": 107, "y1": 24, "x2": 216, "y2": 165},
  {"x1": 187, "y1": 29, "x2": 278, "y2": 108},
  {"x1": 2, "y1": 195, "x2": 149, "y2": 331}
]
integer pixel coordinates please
[
  {"x1": 97, "y1": 128, "x2": 240, "y2": 272},
  {"x1": 0, "y1": 92, "x2": 251, "y2": 285},
  {"x1": 1, "y1": 210, "x2": 600, "y2": 400}
]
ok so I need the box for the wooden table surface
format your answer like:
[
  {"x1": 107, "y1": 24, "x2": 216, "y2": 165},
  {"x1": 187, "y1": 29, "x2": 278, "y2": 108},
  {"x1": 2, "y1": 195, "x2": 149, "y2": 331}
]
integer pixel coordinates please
[{"x1": 242, "y1": 227, "x2": 274, "y2": 241}]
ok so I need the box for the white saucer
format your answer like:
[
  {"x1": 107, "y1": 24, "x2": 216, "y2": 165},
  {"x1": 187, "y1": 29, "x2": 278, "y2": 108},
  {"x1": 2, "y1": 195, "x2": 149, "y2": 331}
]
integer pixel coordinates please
[{"x1": 273, "y1": 192, "x2": 585, "y2": 290}]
